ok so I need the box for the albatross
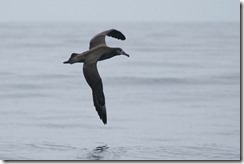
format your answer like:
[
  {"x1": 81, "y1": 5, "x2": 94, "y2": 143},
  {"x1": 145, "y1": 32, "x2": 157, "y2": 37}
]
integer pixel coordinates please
[{"x1": 63, "y1": 29, "x2": 129, "y2": 124}]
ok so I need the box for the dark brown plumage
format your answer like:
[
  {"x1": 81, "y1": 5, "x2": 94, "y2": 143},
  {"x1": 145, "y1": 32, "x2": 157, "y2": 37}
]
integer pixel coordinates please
[{"x1": 63, "y1": 29, "x2": 129, "y2": 124}]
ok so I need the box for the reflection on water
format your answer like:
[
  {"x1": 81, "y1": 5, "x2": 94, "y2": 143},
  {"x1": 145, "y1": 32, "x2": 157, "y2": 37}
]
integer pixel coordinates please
[{"x1": 87, "y1": 144, "x2": 109, "y2": 160}]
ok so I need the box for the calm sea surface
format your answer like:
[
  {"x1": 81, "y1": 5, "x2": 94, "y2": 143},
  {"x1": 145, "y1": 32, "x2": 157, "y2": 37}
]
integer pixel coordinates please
[{"x1": 0, "y1": 22, "x2": 240, "y2": 160}]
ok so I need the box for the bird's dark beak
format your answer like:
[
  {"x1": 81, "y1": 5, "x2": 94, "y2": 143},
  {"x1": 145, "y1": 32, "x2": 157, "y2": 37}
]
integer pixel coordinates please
[
  {"x1": 63, "y1": 60, "x2": 70, "y2": 64},
  {"x1": 122, "y1": 51, "x2": 129, "y2": 57}
]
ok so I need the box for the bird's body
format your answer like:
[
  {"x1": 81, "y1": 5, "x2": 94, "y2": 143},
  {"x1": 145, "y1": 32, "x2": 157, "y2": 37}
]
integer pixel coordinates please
[{"x1": 63, "y1": 29, "x2": 129, "y2": 124}]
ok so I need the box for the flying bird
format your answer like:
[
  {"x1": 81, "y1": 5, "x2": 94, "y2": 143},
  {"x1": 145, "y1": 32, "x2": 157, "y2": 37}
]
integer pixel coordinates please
[{"x1": 63, "y1": 29, "x2": 129, "y2": 124}]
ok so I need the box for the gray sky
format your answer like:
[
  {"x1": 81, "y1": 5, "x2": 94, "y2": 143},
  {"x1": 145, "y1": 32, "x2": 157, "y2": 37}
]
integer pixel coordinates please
[{"x1": 0, "y1": 0, "x2": 239, "y2": 22}]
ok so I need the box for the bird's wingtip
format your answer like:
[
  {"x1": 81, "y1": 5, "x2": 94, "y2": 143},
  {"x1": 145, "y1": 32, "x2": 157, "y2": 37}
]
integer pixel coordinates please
[{"x1": 101, "y1": 105, "x2": 107, "y2": 124}]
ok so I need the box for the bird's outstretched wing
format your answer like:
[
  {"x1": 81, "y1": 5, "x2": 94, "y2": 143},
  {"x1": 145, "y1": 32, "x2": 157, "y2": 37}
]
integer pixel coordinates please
[
  {"x1": 89, "y1": 29, "x2": 126, "y2": 49},
  {"x1": 83, "y1": 63, "x2": 107, "y2": 124}
]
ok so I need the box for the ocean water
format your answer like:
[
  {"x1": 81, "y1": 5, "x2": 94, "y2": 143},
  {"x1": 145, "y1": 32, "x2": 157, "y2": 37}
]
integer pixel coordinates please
[{"x1": 0, "y1": 22, "x2": 240, "y2": 160}]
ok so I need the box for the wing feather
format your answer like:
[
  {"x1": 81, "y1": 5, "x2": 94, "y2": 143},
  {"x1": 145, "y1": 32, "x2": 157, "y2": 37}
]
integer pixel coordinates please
[
  {"x1": 89, "y1": 29, "x2": 126, "y2": 49},
  {"x1": 83, "y1": 63, "x2": 107, "y2": 124}
]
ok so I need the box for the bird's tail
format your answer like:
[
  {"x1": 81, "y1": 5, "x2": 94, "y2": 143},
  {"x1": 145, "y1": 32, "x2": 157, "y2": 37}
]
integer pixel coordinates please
[
  {"x1": 63, "y1": 53, "x2": 80, "y2": 64},
  {"x1": 63, "y1": 61, "x2": 70, "y2": 64}
]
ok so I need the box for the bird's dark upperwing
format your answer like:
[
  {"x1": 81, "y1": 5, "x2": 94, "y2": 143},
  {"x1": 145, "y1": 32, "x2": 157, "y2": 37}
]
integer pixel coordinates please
[
  {"x1": 83, "y1": 63, "x2": 107, "y2": 124},
  {"x1": 89, "y1": 29, "x2": 126, "y2": 49}
]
